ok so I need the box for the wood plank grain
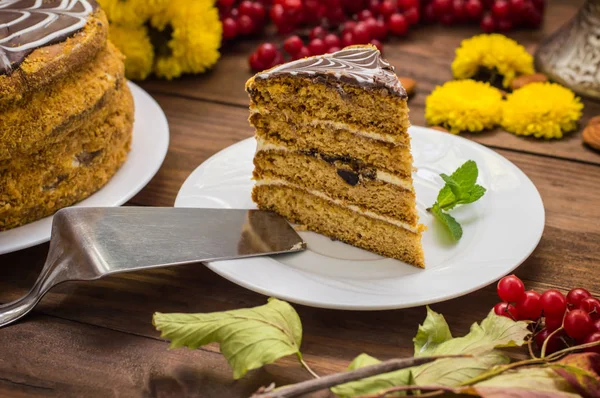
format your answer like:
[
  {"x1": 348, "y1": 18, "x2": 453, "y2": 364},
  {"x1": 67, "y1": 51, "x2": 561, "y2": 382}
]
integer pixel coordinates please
[
  {"x1": 138, "y1": 0, "x2": 600, "y2": 166},
  {"x1": 0, "y1": 315, "x2": 332, "y2": 398},
  {"x1": 0, "y1": 248, "x2": 595, "y2": 398},
  {"x1": 128, "y1": 96, "x2": 255, "y2": 206},
  {"x1": 1, "y1": 2, "x2": 598, "y2": 396}
]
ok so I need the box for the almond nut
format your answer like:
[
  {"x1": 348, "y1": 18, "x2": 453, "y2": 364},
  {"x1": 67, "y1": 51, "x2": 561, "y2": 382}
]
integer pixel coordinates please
[
  {"x1": 399, "y1": 77, "x2": 416, "y2": 96},
  {"x1": 510, "y1": 73, "x2": 548, "y2": 91},
  {"x1": 588, "y1": 115, "x2": 600, "y2": 126},
  {"x1": 583, "y1": 119, "x2": 600, "y2": 151}
]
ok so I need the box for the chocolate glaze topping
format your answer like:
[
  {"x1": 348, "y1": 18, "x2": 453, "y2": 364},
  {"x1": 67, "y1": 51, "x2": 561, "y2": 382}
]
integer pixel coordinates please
[
  {"x1": 256, "y1": 46, "x2": 407, "y2": 98},
  {"x1": 0, "y1": 0, "x2": 97, "y2": 75}
]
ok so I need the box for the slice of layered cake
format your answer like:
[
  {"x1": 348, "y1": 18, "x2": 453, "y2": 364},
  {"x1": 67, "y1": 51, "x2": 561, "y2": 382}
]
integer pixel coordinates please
[
  {"x1": 246, "y1": 45, "x2": 425, "y2": 268},
  {"x1": 0, "y1": 0, "x2": 134, "y2": 230}
]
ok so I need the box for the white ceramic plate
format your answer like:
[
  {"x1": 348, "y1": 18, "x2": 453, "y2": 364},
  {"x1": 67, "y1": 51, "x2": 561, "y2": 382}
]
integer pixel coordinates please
[
  {"x1": 175, "y1": 126, "x2": 545, "y2": 310},
  {"x1": 0, "y1": 82, "x2": 169, "y2": 255}
]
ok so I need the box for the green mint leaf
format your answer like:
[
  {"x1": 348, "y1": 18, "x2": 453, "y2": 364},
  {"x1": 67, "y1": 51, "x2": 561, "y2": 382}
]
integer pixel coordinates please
[
  {"x1": 440, "y1": 173, "x2": 462, "y2": 200},
  {"x1": 332, "y1": 310, "x2": 530, "y2": 397},
  {"x1": 437, "y1": 185, "x2": 457, "y2": 210},
  {"x1": 431, "y1": 203, "x2": 463, "y2": 241},
  {"x1": 450, "y1": 160, "x2": 478, "y2": 193},
  {"x1": 413, "y1": 306, "x2": 453, "y2": 356},
  {"x1": 153, "y1": 298, "x2": 302, "y2": 379},
  {"x1": 432, "y1": 161, "x2": 486, "y2": 237},
  {"x1": 457, "y1": 184, "x2": 487, "y2": 205}
]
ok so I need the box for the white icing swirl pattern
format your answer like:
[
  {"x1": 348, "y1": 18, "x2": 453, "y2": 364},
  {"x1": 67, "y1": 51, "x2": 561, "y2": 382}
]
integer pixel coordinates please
[
  {"x1": 256, "y1": 46, "x2": 406, "y2": 97},
  {"x1": 0, "y1": 0, "x2": 97, "y2": 74}
]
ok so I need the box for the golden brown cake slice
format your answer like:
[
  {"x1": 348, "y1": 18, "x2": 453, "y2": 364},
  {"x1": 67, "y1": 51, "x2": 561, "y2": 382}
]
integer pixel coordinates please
[{"x1": 246, "y1": 45, "x2": 425, "y2": 268}]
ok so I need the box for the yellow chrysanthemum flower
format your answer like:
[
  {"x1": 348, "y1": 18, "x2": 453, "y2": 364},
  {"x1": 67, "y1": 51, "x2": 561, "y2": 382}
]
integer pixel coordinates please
[
  {"x1": 452, "y1": 34, "x2": 534, "y2": 88},
  {"x1": 151, "y1": 0, "x2": 222, "y2": 80},
  {"x1": 425, "y1": 80, "x2": 503, "y2": 134},
  {"x1": 98, "y1": 0, "x2": 168, "y2": 26},
  {"x1": 108, "y1": 24, "x2": 154, "y2": 80},
  {"x1": 502, "y1": 82, "x2": 583, "y2": 139}
]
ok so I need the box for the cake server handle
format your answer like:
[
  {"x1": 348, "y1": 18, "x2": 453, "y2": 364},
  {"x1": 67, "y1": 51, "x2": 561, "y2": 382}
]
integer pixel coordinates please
[
  {"x1": 0, "y1": 241, "x2": 74, "y2": 327},
  {"x1": 0, "y1": 207, "x2": 305, "y2": 328}
]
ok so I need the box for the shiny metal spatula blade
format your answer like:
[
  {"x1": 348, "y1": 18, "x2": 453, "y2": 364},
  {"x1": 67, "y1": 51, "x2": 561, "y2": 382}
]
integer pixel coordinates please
[{"x1": 0, "y1": 207, "x2": 305, "y2": 328}]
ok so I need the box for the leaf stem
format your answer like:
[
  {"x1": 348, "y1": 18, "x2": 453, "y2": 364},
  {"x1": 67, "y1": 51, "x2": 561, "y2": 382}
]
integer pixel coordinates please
[
  {"x1": 460, "y1": 338, "x2": 600, "y2": 388},
  {"x1": 545, "y1": 339, "x2": 600, "y2": 361},
  {"x1": 458, "y1": 357, "x2": 544, "y2": 386},
  {"x1": 298, "y1": 356, "x2": 320, "y2": 379},
  {"x1": 250, "y1": 355, "x2": 470, "y2": 398},
  {"x1": 418, "y1": 390, "x2": 446, "y2": 398},
  {"x1": 527, "y1": 338, "x2": 538, "y2": 360},
  {"x1": 541, "y1": 326, "x2": 563, "y2": 359}
]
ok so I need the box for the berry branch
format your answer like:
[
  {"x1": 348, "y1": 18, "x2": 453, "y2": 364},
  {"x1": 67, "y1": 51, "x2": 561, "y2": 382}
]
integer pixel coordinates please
[
  {"x1": 250, "y1": 355, "x2": 470, "y2": 398},
  {"x1": 154, "y1": 294, "x2": 599, "y2": 398},
  {"x1": 494, "y1": 275, "x2": 600, "y2": 356}
]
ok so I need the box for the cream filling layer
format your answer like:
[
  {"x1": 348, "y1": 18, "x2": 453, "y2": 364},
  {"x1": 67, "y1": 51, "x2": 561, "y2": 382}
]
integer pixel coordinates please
[
  {"x1": 255, "y1": 136, "x2": 413, "y2": 192},
  {"x1": 250, "y1": 107, "x2": 407, "y2": 145},
  {"x1": 255, "y1": 178, "x2": 420, "y2": 234}
]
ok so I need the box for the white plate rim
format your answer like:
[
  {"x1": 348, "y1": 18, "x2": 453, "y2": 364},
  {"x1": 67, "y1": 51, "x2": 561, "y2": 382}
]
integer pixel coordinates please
[
  {"x1": 174, "y1": 127, "x2": 545, "y2": 310},
  {"x1": 0, "y1": 81, "x2": 169, "y2": 255}
]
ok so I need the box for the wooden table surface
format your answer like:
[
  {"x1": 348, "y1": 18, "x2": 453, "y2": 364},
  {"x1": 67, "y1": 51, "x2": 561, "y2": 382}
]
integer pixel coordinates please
[{"x1": 2, "y1": 1, "x2": 599, "y2": 397}]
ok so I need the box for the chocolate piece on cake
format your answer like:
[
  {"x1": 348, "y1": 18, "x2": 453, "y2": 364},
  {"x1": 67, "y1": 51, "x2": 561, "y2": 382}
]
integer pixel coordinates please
[
  {"x1": 246, "y1": 45, "x2": 425, "y2": 268},
  {"x1": 0, "y1": 0, "x2": 134, "y2": 230}
]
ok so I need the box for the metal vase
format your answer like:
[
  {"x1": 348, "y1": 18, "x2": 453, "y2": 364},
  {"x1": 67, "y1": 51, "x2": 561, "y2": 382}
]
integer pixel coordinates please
[{"x1": 534, "y1": 0, "x2": 600, "y2": 100}]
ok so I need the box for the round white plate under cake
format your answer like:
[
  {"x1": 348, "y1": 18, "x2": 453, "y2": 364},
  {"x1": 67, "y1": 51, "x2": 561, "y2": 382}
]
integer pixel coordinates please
[
  {"x1": 0, "y1": 82, "x2": 169, "y2": 255},
  {"x1": 176, "y1": 126, "x2": 545, "y2": 310}
]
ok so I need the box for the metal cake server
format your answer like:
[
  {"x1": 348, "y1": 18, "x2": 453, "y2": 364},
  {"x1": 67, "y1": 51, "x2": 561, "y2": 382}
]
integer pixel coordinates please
[{"x1": 0, "y1": 207, "x2": 305, "y2": 328}]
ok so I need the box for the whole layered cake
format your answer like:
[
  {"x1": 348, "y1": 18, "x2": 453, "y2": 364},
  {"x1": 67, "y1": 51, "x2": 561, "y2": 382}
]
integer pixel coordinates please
[
  {"x1": 0, "y1": 0, "x2": 134, "y2": 230},
  {"x1": 246, "y1": 45, "x2": 425, "y2": 267}
]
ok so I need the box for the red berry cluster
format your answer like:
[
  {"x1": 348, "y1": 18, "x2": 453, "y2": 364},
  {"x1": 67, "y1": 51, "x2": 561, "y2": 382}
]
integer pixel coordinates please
[
  {"x1": 219, "y1": 0, "x2": 267, "y2": 40},
  {"x1": 249, "y1": 43, "x2": 285, "y2": 71},
  {"x1": 422, "y1": 0, "x2": 544, "y2": 31},
  {"x1": 494, "y1": 275, "x2": 600, "y2": 355},
  {"x1": 234, "y1": 0, "x2": 546, "y2": 71},
  {"x1": 221, "y1": 0, "x2": 546, "y2": 43},
  {"x1": 267, "y1": 0, "x2": 422, "y2": 35},
  {"x1": 247, "y1": 1, "x2": 421, "y2": 71}
]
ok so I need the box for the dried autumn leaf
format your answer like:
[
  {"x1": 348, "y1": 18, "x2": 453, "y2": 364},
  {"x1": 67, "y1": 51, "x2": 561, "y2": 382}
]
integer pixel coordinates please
[
  {"x1": 552, "y1": 353, "x2": 600, "y2": 397},
  {"x1": 413, "y1": 307, "x2": 452, "y2": 355},
  {"x1": 153, "y1": 298, "x2": 302, "y2": 379},
  {"x1": 458, "y1": 366, "x2": 580, "y2": 397},
  {"x1": 332, "y1": 309, "x2": 530, "y2": 397},
  {"x1": 330, "y1": 354, "x2": 411, "y2": 397},
  {"x1": 425, "y1": 309, "x2": 529, "y2": 356}
]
